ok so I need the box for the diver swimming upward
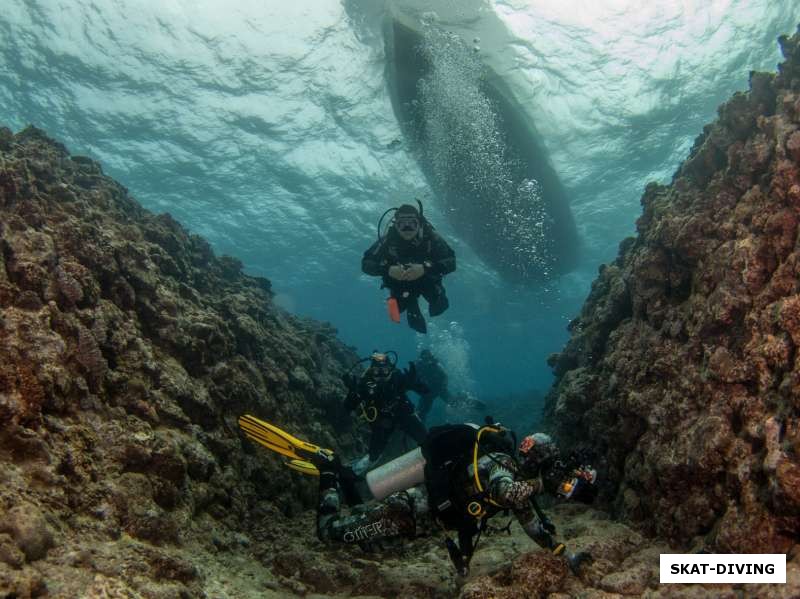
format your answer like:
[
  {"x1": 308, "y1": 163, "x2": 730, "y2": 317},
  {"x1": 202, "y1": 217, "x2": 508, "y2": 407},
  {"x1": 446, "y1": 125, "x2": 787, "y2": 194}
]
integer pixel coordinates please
[{"x1": 362, "y1": 201, "x2": 456, "y2": 334}]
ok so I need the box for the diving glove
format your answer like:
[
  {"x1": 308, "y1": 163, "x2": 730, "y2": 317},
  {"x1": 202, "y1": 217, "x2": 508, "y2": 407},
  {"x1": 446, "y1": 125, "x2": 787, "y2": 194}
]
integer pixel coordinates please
[
  {"x1": 388, "y1": 265, "x2": 405, "y2": 280},
  {"x1": 567, "y1": 551, "x2": 593, "y2": 574},
  {"x1": 403, "y1": 263, "x2": 425, "y2": 281},
  {"x1": 541, "y1": 517, "x2": 556, "y2": 535}
]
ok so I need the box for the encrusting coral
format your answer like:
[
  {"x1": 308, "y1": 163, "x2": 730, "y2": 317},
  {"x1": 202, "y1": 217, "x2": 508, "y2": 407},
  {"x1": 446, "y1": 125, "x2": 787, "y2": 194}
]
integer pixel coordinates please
[
  {"x1": 1, "y1": 24, "x2": 800, "y2": 599},
  {"x1": 546, "y1": 26, "x2": 800, "y2": 556},
  {"x1": 0, "y1": 123, "x2": 362, "y2": 597}
]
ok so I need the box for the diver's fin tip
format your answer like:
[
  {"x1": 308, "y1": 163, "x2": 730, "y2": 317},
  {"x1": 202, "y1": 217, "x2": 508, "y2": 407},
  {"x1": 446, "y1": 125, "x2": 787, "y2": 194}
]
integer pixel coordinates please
[{"x1": 237, "y1": 415, "x2": 332, "y2": 474}]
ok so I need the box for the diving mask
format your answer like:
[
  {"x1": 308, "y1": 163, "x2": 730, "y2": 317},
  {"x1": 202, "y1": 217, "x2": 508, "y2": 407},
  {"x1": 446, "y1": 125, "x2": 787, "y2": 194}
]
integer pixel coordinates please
[
  {"x1": 395, "y1": 215, "x2": 419, "y2": 233},
  {"x1": 369, "y1": 352, "x2": 392, "y2": 380}
]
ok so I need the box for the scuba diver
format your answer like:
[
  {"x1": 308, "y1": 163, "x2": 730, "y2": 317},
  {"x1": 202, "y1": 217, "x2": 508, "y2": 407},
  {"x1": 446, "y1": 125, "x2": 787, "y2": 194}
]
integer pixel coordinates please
[
  {"x1": 342, "y1": 351, "x2": 429, "y2": 468},
  {"x1": 310, "y1": 423, "x2": 596, "y2": 576},
  {"x1": 239, "y1": 415, "x2": 596, "y2": 577},
  {"x1": 362, "y1": 201, "x2": 456, "y2": 334},
  {"x1": 415, "y1": 349, "x2": 486, "y2": 423},
  {"x1": 415, "y1": 349, "x2": 449, "y2": 422}
]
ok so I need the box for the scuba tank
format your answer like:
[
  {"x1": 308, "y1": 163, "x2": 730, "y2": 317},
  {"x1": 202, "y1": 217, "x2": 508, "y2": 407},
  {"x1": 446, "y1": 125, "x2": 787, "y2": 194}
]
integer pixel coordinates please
[{"x1": 365, "y1": 447, "x2": 427, "y2": 500}]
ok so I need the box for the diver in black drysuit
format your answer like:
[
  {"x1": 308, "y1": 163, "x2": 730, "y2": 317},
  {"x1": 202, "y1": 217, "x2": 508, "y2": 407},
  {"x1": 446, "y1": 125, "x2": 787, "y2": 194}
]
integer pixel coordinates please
[
  {"x1": 343, "y1": 352, "x2": 428, "y2": 465},
  {"x1": 414, "y1": 349, "x2": 449, "y2": 423},
  {"x1": 414, "y1": 349, "x2": 487, "y2": 423},
  {"x1": 362, "y1": 203, "x2": 456, "y2": 334},
  {"x1": 314, "y1": 425, "x2": 596, "y2": 576}
]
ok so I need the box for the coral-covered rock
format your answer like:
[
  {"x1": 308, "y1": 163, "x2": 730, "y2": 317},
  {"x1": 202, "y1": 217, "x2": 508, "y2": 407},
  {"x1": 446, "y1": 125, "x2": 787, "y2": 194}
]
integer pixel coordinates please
[
  {"x1": 0, "y1": 124, "x2": 362, "y2": 596},
  {"x1": 0, "y1": 533, "x2": 25, "y2": 568},
  {"x1": 0, "y1": 504, "x2": 54, "y2": 562},
  {"x1": 545, "y1": 27, "x2": 800, "y2": 553}
]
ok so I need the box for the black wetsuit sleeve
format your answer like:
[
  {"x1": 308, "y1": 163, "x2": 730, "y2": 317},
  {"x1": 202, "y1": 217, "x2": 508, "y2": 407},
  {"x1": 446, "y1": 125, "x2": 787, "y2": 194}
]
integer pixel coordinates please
[
  {"x1": 399, "y1": 363, "x2": 428, "y2": 395},
  {"x1": 425, "y1": 232, "x2": 456, "y2": 276},
  {"x1": 344, "y1": 389, "x2": 361, "y2": 411},
  {"x1": 432, "y1": 368, "x2": 448, "y2": 398},
  {"x1": 362, "y1": 239, "x2": 390, "y2": 277}
]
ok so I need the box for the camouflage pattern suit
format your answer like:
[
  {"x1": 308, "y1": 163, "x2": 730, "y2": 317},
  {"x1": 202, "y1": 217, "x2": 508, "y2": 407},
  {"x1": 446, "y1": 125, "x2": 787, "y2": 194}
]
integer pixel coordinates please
[{"x1": 316, "y1": 452, "x2": 554, "y2": 549}]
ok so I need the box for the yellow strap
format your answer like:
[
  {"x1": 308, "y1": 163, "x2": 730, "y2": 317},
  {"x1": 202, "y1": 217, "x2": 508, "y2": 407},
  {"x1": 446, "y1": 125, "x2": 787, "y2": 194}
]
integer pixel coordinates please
[
  {"x1": 472, "y1": 426, "x2": 504, "y2": 509},
  {"x1": 360, "y1": 404, "x2": 378, "y2": 423}
]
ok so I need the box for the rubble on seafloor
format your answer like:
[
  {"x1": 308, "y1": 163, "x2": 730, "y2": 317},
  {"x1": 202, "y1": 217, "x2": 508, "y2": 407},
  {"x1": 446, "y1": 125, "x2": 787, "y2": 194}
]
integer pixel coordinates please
[{"x1": 1, "y1": 23, "x2": 799, "y2": 599}]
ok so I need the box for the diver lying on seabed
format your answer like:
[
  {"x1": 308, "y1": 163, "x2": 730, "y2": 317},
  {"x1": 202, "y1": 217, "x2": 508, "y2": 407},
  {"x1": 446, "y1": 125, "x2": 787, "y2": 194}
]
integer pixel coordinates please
[{"x1": 238, "y1": 415, "x2": 595, "y2": 576}]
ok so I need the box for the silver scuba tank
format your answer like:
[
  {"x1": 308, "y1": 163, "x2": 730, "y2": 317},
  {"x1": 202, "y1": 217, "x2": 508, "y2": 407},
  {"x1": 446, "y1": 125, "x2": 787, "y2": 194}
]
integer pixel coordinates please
[{"x1": 365, "y1": 447, "x2": 426, "y2": 500}]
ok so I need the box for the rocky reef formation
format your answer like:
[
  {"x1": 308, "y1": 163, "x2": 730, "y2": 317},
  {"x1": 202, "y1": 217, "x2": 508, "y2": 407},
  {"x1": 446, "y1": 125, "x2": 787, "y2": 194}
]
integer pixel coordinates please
[
  {"x1": 546, "y1": 26, "x2": 800, "y2": 556},
  {"x1": 0, "y1": 125, "x2": 362, "y2": 597},
  {"x1": 267, "y1": 502, "x2": 799, "y2": 598},
  {"x1": 4, "y1": 28, "x2": 800, "y2": 599}
]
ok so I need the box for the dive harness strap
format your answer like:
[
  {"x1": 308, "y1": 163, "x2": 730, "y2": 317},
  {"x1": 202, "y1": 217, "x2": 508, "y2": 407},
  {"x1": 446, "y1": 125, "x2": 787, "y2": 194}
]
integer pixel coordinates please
[
  {"x1": 468, "y1": 425, "x2": 508, "y2": 516},
  {"x1": 442, "y1": 425, "x2": 501, "y2": 577}
]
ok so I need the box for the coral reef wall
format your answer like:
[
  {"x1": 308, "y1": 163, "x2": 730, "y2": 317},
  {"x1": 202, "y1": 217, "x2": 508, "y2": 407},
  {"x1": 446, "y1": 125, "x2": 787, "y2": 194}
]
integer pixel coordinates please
[
  {"x1": 546, "y1": 28, "x2": 800, "y2": 552},
  {"x1": 0, "y1": 125, "x2": 359, "y2": 595}
]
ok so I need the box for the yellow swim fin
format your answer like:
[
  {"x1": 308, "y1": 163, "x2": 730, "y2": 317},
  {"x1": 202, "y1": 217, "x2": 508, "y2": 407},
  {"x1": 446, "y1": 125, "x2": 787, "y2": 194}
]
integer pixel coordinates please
[
  {"x1": 238, "y1": 414, "x2": 333, "y2": 467},
  {"x1": 284, "y1": 458, "x2": 320, "y2": 476}
]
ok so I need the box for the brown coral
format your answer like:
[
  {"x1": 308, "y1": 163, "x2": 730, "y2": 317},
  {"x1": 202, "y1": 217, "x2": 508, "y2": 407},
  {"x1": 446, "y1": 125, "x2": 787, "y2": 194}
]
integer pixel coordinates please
[
  {"x1": 545, "y1": 27, "x2": 800, "y2": 554},
  {"x1": 0, "y1": 124, "x2": 362, "y2": 597}
]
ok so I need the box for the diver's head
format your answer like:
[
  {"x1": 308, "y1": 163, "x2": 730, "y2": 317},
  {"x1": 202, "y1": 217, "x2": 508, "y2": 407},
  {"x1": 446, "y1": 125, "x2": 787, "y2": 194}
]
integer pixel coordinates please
[
  {"x1": 394, "y1": 204, "x2": 421, "y2": 241},
  {"x1": 420, "y1": 349, "x2": 434, "y2": 361},
  {"x1": 518, "y1": 432, "x2": 559, "y2": 476},
  {"x1": 366, "y1": 352, "x2": 393, "y2": 382}
]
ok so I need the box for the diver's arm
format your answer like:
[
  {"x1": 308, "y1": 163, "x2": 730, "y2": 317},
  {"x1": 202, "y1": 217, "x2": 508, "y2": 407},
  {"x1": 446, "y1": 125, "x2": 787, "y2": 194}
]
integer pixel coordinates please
[
  {"x1": 488, "y1": 463, "x2": 542, "y2": 510},
  {"x1": 340, "y1": 373, "x2": 361, "y2": 411},
  {"x1": 399, "y1": 362, "x2": 429, "y2": 395},
  {"x1": 490, "y1": 457, "x2": 596, "y2": 568},
  {"x1": 425, "y1": 233, "x2": 456, "y2": 276},
  {"x1": 343, "y1": 388, "x2": 361, "y2": 411},
  {"x1": 485, "y1": 464, "x2": 559, "y2": 550},
  {"x1": 514, "y1": 503, "x2": 561, "y2": 550},
  {"x1": 362, "y1": 240, "x2": 390, "y2": 276}
]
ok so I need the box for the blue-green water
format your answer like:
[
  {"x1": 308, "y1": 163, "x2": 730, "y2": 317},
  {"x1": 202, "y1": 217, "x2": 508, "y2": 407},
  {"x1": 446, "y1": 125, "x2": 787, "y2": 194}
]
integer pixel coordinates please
[{"x1": 1, "y1": 1, "x2": 796, "y2": 421}]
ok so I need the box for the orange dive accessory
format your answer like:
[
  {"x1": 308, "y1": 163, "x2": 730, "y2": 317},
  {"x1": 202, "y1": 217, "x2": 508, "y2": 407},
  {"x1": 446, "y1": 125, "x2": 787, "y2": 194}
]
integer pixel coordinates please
[
  {"x1": 519, "y1": 435, "x2": 536, "y2": 455},
  {"x1": 387, "y1": 296, "x2": 401, "y2": 322}
]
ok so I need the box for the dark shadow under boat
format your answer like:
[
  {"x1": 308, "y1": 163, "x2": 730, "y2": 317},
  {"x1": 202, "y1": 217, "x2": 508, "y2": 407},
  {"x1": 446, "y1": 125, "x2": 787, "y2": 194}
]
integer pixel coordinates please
[{"x1": 384, "y1": 18, "x2": 579, "y2": 282}]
